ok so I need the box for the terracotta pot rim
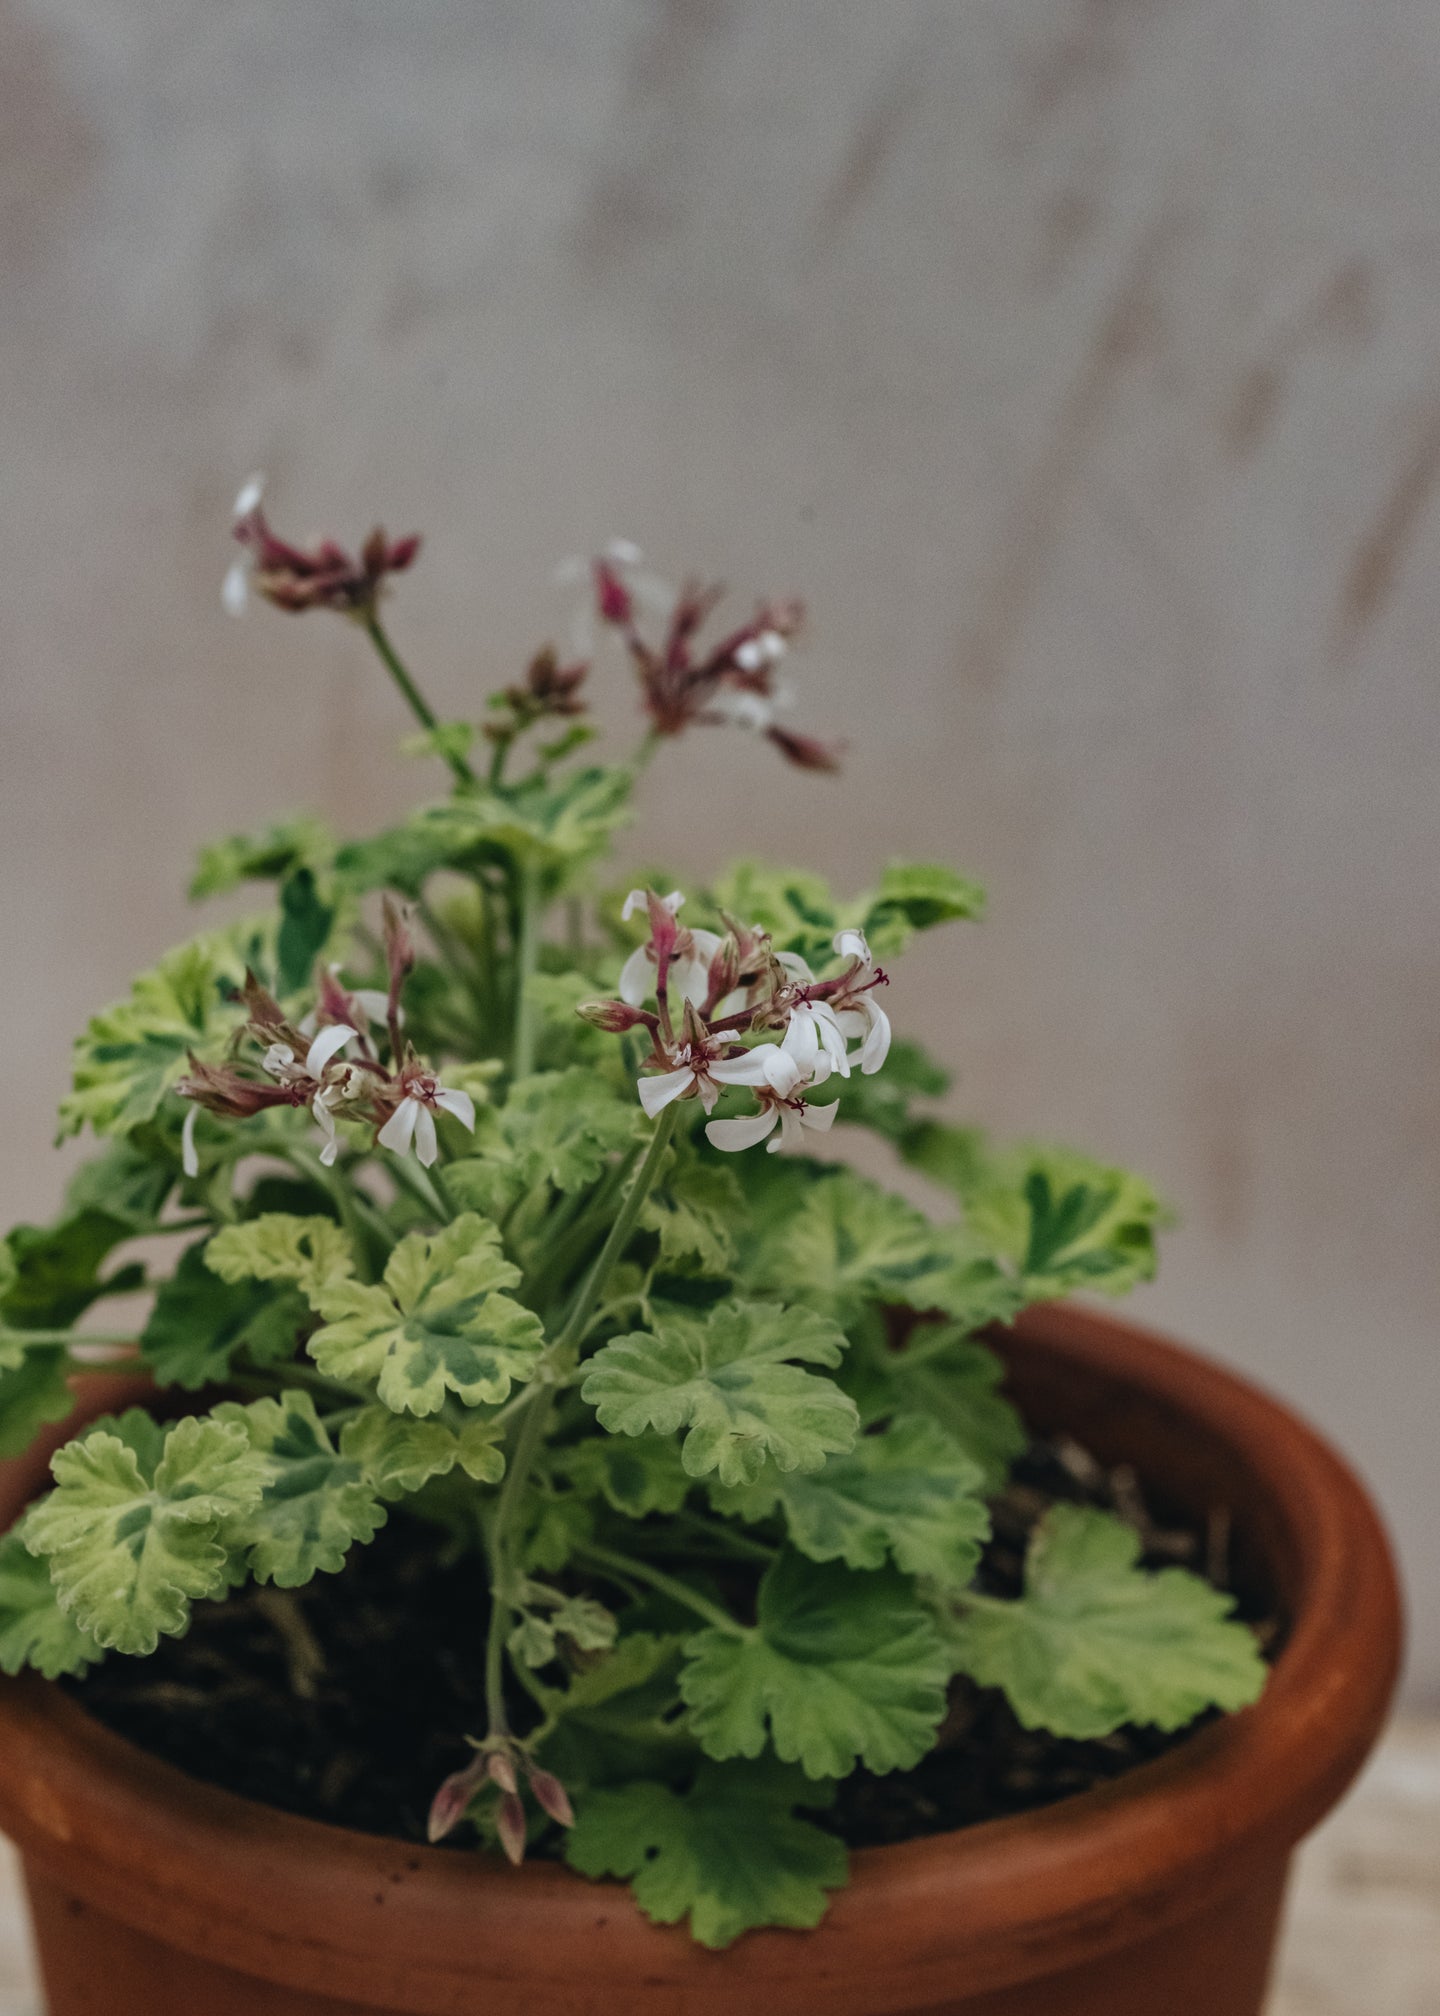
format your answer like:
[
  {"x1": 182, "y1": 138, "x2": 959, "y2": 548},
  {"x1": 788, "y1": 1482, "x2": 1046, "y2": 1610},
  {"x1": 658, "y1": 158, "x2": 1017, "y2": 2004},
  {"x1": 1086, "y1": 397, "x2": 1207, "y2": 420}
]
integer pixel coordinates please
[{"x1": 0, "y1": 1303, "x2": 1403, "y2": 2013}]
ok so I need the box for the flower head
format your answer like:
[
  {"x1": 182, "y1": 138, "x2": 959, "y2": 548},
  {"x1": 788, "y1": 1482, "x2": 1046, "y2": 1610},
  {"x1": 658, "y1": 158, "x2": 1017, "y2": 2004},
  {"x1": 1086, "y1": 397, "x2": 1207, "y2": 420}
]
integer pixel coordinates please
[
  {"x1": 377, "y1": 1064, "x2": 476, "y2": 1168},
  {"x1": 224, "y1": 475, "x2": 420, "y2": 621}
]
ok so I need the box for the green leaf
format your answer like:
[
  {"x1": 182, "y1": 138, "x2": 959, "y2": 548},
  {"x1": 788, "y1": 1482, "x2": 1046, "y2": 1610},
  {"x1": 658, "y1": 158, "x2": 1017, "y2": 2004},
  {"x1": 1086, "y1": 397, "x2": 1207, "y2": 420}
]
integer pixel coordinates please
[
  {"x1": 831, "y1": 1038, "x2": 950, "y2": 1145},
  {"x1": 2, "y1": 1211, "x2": 139, "y2": 1330},
  {"x1": 0, "y1": 1349, "x2": 73, "y2": 1460},
  {"x1": 0, "y1": 1530, "x2": 104, "y2": 1679},
  {"x1": 275, "y1": 868, "x2": 338, "y2": 998},
  {"x1": 641, "y1": 1152, "x2": 742, "y2": 1275},
  {"x1": 533, "y1": 1632, "x2": 690, "y2": 1788},
  {"x1": 566, "y1": 1761, "x2": 848, "y2": 1949},
  {"x1": 340, "y1": 1404, "x2": 505, "y2": 1497},
  {"x1": 858, "y1": 862, "x2": 986, "y2": 956},
  {"x1": 141, "y1": 1240, "x2": 308, "y2": 1390},
  {"x1": 211, "y1": 1392, "x2": 386, "y2": 1587},
  {"x1": 308, "y1": 1215, "x2": 544, "y2": 1415},
  {"x1": 206, "y1": 1214, "x2": 355, "y2": 1297},
  {"x1": 681, "y1": 1551, "x2": 950, "y2": 1777},
  {"x1": 703, "y1": 862, "x2": 840, "y2": 965},
  {"x1": 946, "y1": 1505, "x2": 1268, "y2": 1739},
  {"x1": 64, "y1": 1138, "x2": 175, "y2": 1231},
  {"x1": 750, "y1": 1169, "x2": 1023, "y2": 1331},
  {"x1": 511, "y1": 1591, "x2": 618, "y2": 1667},
  {"x1": 911, "y1": 1134, "x2": 1167, "y2": 1302},
  {"x1": 189, "y1": 817, "x2": 336, "y2": 900},
  {"x1": 715, "y1": 1415, "x2": 989, "y2": 1586},
  {"x1": 551, "y1": 1433, "x2": 692, "y2": 1518},
  {"x1": 57, "y1": 937, "x2": 250, "y2": 1140},
  {"x1": 521, "y1": 1491, "x2": 595, "y2": 1574},
  {"x1": 24, "y1": 1412, "x2": 267, "y2": 1654},
  {"x1": 500, "y1": 1070, "x2": 637, "y2": 1194},
  {"x1": 879, "y1": 1329, "x2": 1026, "y2": 1491},
  {"x1": 582, "y1": 1301, "x2": 858, "y2": 1487}
]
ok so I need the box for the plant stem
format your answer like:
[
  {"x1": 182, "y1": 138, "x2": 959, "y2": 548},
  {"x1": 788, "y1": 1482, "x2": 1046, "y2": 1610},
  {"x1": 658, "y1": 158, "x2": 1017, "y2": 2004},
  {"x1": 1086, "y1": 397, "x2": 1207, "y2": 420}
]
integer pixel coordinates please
[
  {"x1": 510, "y1": 864, "x2": 540, "y2": 1081},
  {"x1": 668, "y1": 1512, "x2": 777, "y2": 1564},
  {"x1": 575, "y1": 1542, "x2": 747, "y2": 1636},
  {"x1": 361, "y1": 615, "x2": 475, "y2": 787},
  {"x1": 549, "y1": 1105, "x2": 677, "y2": 1366},
  {"x1": 280, "y1": 1148, "x2": 375, "y2": 1282}
]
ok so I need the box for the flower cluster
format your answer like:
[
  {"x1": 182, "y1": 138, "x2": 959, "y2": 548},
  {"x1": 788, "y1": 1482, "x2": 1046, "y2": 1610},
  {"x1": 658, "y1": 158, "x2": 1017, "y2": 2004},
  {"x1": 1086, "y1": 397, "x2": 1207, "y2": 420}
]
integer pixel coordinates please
[
  {"x1": 582, "y1": 889, "x2": 891, "y2": 1153},
  {"x1": 579, "y1": 541, "x2": 840, "y2": 772},
  {"x1": 176, "y1": 906, "x2": 473, "y2": 1173},
  {"x1": 224, "y1": 476, "x2": 420, "y2": 620}
]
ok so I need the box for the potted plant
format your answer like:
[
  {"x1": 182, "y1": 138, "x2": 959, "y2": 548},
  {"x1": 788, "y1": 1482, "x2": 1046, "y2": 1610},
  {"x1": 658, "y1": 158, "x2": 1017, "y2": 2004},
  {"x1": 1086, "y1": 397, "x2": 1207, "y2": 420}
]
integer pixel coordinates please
[{"x1": 0, "y1": 493, "x2": 1400, "y2": 2016}]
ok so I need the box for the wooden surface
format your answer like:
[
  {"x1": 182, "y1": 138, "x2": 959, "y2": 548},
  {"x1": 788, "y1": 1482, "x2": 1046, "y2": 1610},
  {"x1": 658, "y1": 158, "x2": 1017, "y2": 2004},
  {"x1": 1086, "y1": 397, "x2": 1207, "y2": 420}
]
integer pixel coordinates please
[{"x1": 0, "y1": 1723, "x2": 1432, "y2": 2014}]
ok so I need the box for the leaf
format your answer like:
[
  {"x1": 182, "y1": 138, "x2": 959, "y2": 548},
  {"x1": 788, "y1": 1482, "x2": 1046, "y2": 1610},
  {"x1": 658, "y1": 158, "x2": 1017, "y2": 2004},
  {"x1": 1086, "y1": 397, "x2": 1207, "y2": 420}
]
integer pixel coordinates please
[
  {"x1": 566, "y1": 1760, "x2": 848, "y2": 1949},
  {"x1": 308, "y1": 1215, "x2": 544, "y2": 1416},
  {"x1": 715, "y1": 1415, "x2": 990, "y2": 1586},
  {"x1": 552, "y1": 1433, "x2": 692, "y2": 1517},
  {"x1": 0, "y1": 1349, "x2": 74, "y2": 1460},
  {"x1": 500, "y1": 1070, "x2": 637, "y2": 1194},
  {"x1": 831, "y1": 1038, "x2": 950, "y2": 1145},
  {"x1": 858, "y1": 862, "x2": 986, "y2": 956},
  {"x1": 57, "y1": 937, "x2": 250, "y2": 1140},
  {"x1": 879, "y1": 1329, "x2": 1026, "y2": 1491},
  {"x1": 141, "y1": 1240, "x2": 308, "y2": 1389},
  {"x1": 63, "y1": 1138, "x2": 175, "y2": 1231},
  {"x1": 533, "y1": 1632, "x2": 690, "y2": 1788},
  {"x1": 1, "y1": 1211, "x2": 140, "y2": 1330},
  {"x1": 206, "y1": 1214, "x2": 355, "y2": 1297},
  {"x1": 582, "y1": 1301, "x2": 858, "y2": 1487},
  {"x1": 189, "y1": 816, "x2": 336, "y2": 900},
  {"x1": 275, "y1": 868, "x2": 338, "y2": 997},
  {"x1": 0, "y1": 1530, "x2": 104, "y2": 1679},
  {"x1": 911, "y1": 1134, "x2": 1167, "y2": 1302},
  {"x1": 704, "y1": 862, "x2": 840, "y2": 965},
  {"x1": 511, "y1": 1591, "x2": 618, "y2": 1667},
  {"x1": 945, "y1": 1505, "x2": 1268, "y2": 1739},
  {"x1": 24, "y1": 1412, "x2": 267, "y2": 1654},
  {"x1": 641, "y1": 1152, "x2": 742, "y2": 1275},
  {"x1": 521, "y1": 1491, "x2": 595, "y2": 1574},
  {"x1": 211, "y1": 1392, "x2": 386, "y2": 1587},
  {"x1": 681, "y1": 1551, "x2": 950, "y2": 1777},
  {"x1": 340, "y1": 1404, "x2": 505, "y2": 1497},
  {"x1": 750, "y1": 1169, "x2": 1023, "y2": 1331}
]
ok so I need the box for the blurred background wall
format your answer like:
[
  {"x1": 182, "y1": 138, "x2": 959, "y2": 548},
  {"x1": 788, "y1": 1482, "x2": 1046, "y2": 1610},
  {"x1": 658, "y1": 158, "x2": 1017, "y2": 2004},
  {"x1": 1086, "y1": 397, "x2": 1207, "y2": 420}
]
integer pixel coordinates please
[{"x1": 1, "y1": 0, "x2": 1436, "y2": 1698}]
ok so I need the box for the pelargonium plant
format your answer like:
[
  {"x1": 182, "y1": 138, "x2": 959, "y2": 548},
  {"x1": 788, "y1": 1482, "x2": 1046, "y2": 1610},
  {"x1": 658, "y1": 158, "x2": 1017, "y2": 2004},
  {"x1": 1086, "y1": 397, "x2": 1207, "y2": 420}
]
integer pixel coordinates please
[{"x1": 0, "y1": 491, "x2": 1266, "y2": 1948}]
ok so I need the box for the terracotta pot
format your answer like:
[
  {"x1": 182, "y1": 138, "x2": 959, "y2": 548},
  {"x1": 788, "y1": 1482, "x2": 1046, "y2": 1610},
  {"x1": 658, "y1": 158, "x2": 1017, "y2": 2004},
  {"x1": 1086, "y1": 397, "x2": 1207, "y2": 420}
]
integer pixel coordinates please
[{"x1": 0, "y1": 1306, "x2": 1401, "y2": 2016}]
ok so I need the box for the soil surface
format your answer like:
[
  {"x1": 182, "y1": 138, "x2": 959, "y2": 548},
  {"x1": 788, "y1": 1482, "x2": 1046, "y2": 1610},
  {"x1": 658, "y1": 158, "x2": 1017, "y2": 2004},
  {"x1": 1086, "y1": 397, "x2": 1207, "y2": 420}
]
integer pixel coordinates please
[{"x1": 64, "y1": 1435, "x2": 1280, "y2": 1852}]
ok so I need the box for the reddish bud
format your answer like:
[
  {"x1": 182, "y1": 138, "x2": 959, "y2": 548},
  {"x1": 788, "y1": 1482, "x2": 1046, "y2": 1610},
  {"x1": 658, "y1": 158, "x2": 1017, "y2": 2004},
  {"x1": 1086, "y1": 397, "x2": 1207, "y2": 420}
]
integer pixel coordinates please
[
  {"x1": 526, "y1": 1768, "x2": 575, "y2": 1829},
  {"x1": 593, "y1": 559, "x2": 634, "y2": 626},
  {"x1": 496, "y1": 1792, "x2": 528, "y2": 1867},
  {"x1": 766, "y1": 724, "x2": 843, "y2": 773},
  {"x1": 485, "y1": 1749, "x2": 519, "y2": 1796},
  {"x1": 575, "y1": 998, "x2": 650, "y2": 1033},
  {"x1": 426, "y1": 1759, "x2": 485, "y2": 1844}
]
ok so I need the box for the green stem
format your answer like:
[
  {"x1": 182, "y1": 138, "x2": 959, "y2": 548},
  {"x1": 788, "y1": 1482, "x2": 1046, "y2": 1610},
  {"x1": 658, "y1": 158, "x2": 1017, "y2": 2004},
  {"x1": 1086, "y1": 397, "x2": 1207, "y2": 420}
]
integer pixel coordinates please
[
  {"x1": 1, "y1": 1332, "x2": 139, "y2": 1351},
  {"x1": 550, "y1": 1106, "x2": 677, "y2": 1365},
  {"x1": 510, "y1": 864, "x2": 541, "y2": 1081},
  {"x1": 280, "y1": 1149, "x2": 375, "y2": 1283},
  {"x1": 668, "y1": 1513, "x2": 777, "y2": 1564},
  {"x1": 575, "y1": 1542, "x2": 748, "y2": 1636},
  {"x1": 361, "y1": 615, "x2": 476, "y2": 786}
]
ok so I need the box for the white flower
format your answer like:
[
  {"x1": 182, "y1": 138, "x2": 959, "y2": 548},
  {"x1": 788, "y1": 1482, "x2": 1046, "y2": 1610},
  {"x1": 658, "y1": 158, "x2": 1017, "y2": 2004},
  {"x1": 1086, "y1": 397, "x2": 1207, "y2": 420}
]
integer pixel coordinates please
[
  {"x1": 637, "y1": 1041, "x2": 800, "y2": 1120},
  {"x1": 223, "y1": 473, "x2": 265, "y2": 617},
  {"x1": 617, "y1": 889, "x2": 722, "y2": 1011},
  {"x1": 829, "y1": 928, "x2": 892, "y2": 1075},
  {"x1": 378, "y1": 1077, "x2": 477, "y2": 1168},
  {"x1": 262, "y1": 1023, "x2": 359, "y2": 1164},
  {"x1": 706, "y1": 1095, "x2": 838, "y2": 1155},
  {"x1": 732, "y1": 629, "x2": 788, "y2": 674},
  {"x1": 781, "y1": 1000, "x2": 850, "y2": 1085},
  {"x1": 180, "y1": 1103, "x2": 200, "y2": 1179}
]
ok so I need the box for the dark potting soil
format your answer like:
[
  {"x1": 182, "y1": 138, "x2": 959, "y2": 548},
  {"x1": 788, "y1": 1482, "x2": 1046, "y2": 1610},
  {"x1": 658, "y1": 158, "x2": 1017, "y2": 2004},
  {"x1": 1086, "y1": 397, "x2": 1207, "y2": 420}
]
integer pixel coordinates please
[{"x1": 62, "y1": 1435, "x2": 1281, "y2": 1853}]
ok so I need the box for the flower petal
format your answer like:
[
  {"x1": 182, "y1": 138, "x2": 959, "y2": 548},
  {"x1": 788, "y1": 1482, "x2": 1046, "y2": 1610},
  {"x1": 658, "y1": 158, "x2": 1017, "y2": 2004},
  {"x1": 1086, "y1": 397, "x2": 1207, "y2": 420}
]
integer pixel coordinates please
[
  {"x1": 378, "y1": 1097, "x2": 420, "y2": 1157},
  {"x1": 434, "y1": 1087, "x2": 476, "y2": 1132},
  {"x1": 637, "y1": 1066, "x2": 694, "y2": 1118},
  {"x1": 233, "y1": 473, "x2": 266, "y2": 518},
  {"x1": 180, "y1": 1104, "x2": 199, "y2": 1179},
  {"x1": 705, "y1": 1109, "x2": 780, "y2": 1152},
  {"x1": 800, "y1": 1100, "x2": 839, "y2": 1133},
  {"x1": 776, "y1": 951, "x2": 815, "y2": 982},
  {"x1": 222, "y1": 559, "x2": 250, "y2": 618},
  {"x1": 672, "y1": 954, "x2": 711, "y2": 1009},
  {"x1": 858, "y1": 1001, "x2": 892, "y2": 1075},
  {"x1": 304, "y1": 1024, "x2": 357, "y2": 1078},
  {"x1": 263, "y1": 1042, "x2": 296, "y2": 1077},
  {"x1": 710, "y1": 1045, "x2": 792, "y2": 1089},
  {"x1": 833, "y1": 927, "x2": 870, "y2": 963},
  {"x1": 617, "y1": 944, "x2": 653, "y2": 1008},
  {"x1": 413, "y1": 1104, "x2": 439, "y2": 1168}
]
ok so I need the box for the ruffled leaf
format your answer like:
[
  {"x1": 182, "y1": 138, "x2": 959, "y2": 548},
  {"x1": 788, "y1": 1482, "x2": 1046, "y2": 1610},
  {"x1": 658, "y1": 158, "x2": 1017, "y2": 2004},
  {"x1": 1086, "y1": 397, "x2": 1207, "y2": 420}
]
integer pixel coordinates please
[
  {"x1": 340, "y1": 1404, "x2": 505, "y2": 1497},
  {"x1": 681, "y1": 1550, "x2": 949, "y2": 1777},
  {"x1": 211, "y1": 1392, "x2": 386, "y2": 1587},
  {"x1": 308, "y1": 1215, "x2": 544, "y2": 1415},
  {"x1": 945, "y1": 1505, "x2": 1267, "y2": 1738},
  {"x1": 0, "y1": 1530, "x2": 104, "y2": 1679},
  {"x1": 582, "y1": 1300, "x2": 857, "y2": 1487},
  {"x1": 551, "y1": 1433, "x2": 692, "y2": 1518},
  {"x1": 206, "y1": 1214, "x2": 355, "y2": 1297},
  {"x1": 141, "y1": 1239, "x2": 308, "y2": 1390},
  {"x1": 566, "y1": 1760, "x2": 847, "y2": 1949}
]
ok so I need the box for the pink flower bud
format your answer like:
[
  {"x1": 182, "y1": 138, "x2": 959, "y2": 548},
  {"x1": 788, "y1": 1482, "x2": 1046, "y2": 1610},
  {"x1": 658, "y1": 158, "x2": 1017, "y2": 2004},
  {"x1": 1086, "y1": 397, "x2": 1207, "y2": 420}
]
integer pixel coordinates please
[
  {"x1": 593, "y1": 558, "x2": 634, "y2": 626},
  {"x1": 485, "y1": 1749, "x2": 519, "y2": 1795},
  {"x1": 575, "y1": 998, "x2": 650, "y2": 1033},
  {"x1": 426, "y1": 1759, "x2": 484, "y2": 1844},
  {"x1": 496, "y1": 1793, "x2": 528, "y2": 1867},
  {"x1": 526, "y1": 1768, "x2": 575, "y2": 1829}
]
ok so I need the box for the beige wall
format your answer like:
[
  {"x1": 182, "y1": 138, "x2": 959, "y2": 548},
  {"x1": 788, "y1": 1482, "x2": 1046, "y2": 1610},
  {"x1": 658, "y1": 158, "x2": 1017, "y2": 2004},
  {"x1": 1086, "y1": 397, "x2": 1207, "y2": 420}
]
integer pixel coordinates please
[{"x1": 1, "y1": 0, "x2": 1437, "y2": 1698}]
